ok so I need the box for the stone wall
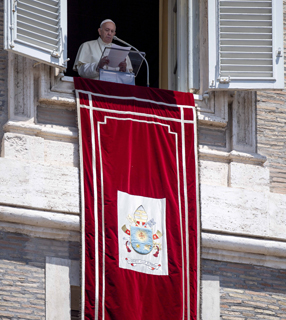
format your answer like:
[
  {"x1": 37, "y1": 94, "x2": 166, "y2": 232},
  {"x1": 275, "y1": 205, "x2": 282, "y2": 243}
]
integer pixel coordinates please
[
  {"x1": 0, "y1": 0, "x2": 8, "y2": 155},
  {"x1": 203, "y1": 259, "x2": 286, "y2": 320},
  {"x1": 257, "y1": 91, "x2": 286, "y2": 194},
  {"x1": 0, "y1": 231, "x2": 80, "y2": 319},
  {"x1": 256, "y1": 0, "x2": 286, "y2": 194}
]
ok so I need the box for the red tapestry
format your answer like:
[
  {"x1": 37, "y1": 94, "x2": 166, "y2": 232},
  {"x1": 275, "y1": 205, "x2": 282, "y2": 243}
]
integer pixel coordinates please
[{"x1": 74, "y1": 77, "x2": 200, "y2": 320}]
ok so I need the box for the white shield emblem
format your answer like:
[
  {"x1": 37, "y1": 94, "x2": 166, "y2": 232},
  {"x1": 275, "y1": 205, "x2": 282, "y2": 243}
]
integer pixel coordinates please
[
  {"x1": 131, "y1": 226, "x2": 153, "y2": 254},
  {"x1": 118, "y1": 191, "x2": 168, "y2": 275}
]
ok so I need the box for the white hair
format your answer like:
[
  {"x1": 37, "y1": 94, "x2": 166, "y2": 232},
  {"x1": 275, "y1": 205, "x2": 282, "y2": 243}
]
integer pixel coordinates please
[{"x1": 100, "y1": 19, "x2": 116, "y2": 28}]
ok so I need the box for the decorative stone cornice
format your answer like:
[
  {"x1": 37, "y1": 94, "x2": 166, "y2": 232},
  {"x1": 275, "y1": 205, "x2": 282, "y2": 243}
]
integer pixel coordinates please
[
  {"x1": 3, "y1": 120, "x2": 78, "y2": 141},
  {"x1": 0, "y1": 205, "x2": 80, "y2": 241},
  {"x1": 2, "y1": 204, "x2": 286, "y2": 268},
  {"x1": 199, "y1": 148, "x2": 267, "y2": 165},
  {"x1": 202, "y1": 232, "x2": 286, "y2": 269}
]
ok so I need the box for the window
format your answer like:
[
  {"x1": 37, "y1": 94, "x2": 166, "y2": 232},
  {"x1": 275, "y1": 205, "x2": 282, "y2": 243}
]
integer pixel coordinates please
[
  {"x1": 4, "y1": 0, "x2": 68, "y2": 68},
  {"x1": 4, "y1": 0, "x2": 160, "y2": 87},
  {"x1": 208, "y1": 0, "x2": 284, "y2": 89},
  {"x1": 5, "y1": 0, "x2": 283, "y2": 91},
  {"x1": 66, "y1": 0, "x2": 159, "y2": 87}
]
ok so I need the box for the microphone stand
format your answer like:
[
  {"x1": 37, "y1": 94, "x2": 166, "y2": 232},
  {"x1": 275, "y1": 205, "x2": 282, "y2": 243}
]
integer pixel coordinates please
[{"x1": 113, "y1": 36, "x2": 150, "y2": 87}]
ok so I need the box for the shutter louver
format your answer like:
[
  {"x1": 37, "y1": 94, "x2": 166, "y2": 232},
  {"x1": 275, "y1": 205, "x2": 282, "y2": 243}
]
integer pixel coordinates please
[
  {"x1": 4, "y1": 0, "x2": 67, "y2": 68},
  {"x1": 208, "y1": 0, "x2": 284, "y2": 90},
  {"x1": 16, "y1": 0, "x2": 60, "y2": 54},
  {"x1": 219, "y1": 0, "x2": 273, "y2": 80}
]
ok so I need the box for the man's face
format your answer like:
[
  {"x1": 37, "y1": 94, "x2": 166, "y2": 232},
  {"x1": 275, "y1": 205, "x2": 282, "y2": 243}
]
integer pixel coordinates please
[{"x1": 98, "y1": 22, "x2": 116, "y2": 44}]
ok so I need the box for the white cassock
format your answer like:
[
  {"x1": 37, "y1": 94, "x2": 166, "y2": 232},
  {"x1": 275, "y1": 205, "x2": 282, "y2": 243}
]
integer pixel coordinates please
[{"x1": 73, "y1": 37, "x2": 133, "y2": 80}]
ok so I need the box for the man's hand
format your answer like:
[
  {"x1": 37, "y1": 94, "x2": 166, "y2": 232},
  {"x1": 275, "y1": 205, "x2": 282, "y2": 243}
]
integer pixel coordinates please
[
  {"x1": 97, "y1": 56, "x2": 109, "y2": 71},
  {"x1": 119, "y1": 59, "x2": 127, "y2": 72}
]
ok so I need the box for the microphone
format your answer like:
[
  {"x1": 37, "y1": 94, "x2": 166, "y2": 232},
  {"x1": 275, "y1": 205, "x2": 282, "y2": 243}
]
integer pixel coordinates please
[{"x1": 113, "y1": 36, "x2": 150, "y2": 87}]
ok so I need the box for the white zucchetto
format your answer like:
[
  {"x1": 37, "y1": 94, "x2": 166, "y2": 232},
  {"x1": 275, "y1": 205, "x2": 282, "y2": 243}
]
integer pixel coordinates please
[{"x1": 100, "y1": 19, "x2": 116, "y2": 28}]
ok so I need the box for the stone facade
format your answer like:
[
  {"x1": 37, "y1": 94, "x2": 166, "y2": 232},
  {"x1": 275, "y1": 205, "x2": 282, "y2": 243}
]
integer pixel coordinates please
[
  {"x1": 255, "y1": 1, "x2": 286, "y2": 195},
  {"x1": 0, "y1": 0, "x2": 285, "y2": 319},
  {"x1": 0, "y1": 0, "x2": 8, "y2": 156},
  {"x1": 0, "y1": 231, "x2": 79, "y2": 320},
  {"x1": 203, "y1": 259, "x2": 286, "y2": 320},
  {"x1": 257, "y1": 91, "x2": 286, "y2": 194}
]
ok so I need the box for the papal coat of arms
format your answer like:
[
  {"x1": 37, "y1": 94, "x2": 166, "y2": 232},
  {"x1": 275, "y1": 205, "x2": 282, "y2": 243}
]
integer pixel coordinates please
[{"x1": 121, "y1": 205, "x2": 163, "y2": 267}]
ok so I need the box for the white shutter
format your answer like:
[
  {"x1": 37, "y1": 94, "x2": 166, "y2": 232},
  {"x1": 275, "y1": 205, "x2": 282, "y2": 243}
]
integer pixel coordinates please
[
  {"x1": 208, "y1": 0, "x2": 284, "y2": 89},
  {"x1": 4, "y1": 0, "x2": 68, "y2": 69}
]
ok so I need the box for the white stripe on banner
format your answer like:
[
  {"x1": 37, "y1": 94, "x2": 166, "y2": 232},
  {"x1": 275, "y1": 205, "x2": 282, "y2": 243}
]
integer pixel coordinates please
[
  {"x1": 76, "y1": 89, "x2": 196, "y2": 109},
  {"x1": 76, "y1": 90, "x2": 86, "y2": 320},
  {"x1": 89, "y1": 99, "x2": 100, "y2": 320},
  {"x1": 181, "y1": 107, "x2": 190, "y2": 319}
]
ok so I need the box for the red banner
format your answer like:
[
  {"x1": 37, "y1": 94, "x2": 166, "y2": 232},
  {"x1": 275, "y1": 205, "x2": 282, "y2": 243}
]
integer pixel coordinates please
[{"x1": 75, "y1": 77, "x2": 199, "y2": 320}]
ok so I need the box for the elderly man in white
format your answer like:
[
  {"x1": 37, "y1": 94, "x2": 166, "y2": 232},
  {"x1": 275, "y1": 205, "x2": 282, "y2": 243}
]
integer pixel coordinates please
[{"x1": 73, "y1": 19, "x2": 133, "y2": 80}]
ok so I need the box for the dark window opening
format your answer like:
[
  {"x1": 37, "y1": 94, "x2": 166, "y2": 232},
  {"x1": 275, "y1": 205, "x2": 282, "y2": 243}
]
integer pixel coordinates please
[
  {"x1": 71, "y1": 285, "x2": 80, "y2": 320},
  {"x1": 67, "y1": 0, "x2": 159, "y2": 88}
]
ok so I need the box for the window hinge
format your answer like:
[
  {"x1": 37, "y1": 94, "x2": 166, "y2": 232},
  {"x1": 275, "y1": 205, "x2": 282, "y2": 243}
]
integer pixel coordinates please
[
  {"x1": 63, "y1": 58, "x2": 70, "y2": 66},
  {"x1": 51, "y1": 51, "x2": 60, "y2": 58},
  {"x1": 276, "y1": 48, "x2": 283, "y2": 58},
  {"x1": 12, "y1": 0, "x2": 18, "y2": 12},
  {"x1": 218, "y1": 76, "x2": 231, "y2": 84},
  {"x1": 210, "y1": 80, "x2": 215, "y2": 88}
]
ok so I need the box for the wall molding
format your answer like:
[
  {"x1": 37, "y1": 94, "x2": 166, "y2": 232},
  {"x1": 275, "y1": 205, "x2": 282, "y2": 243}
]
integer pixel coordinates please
[
  {"x1": 3, "y1": 120, "x2": 78, "y2": 142},
  {"x1": 2, "y1": 204, "x2": 286, "y2": 269},
  {"x1": 0, "y1": 205, "x2": 80, "y2": 241},
  {"x1": 199, "y1": 148, "x2": 267, "y2": 165},
  {"x1": 202, "y1": 232, "x2": 286, "y2": 269}
]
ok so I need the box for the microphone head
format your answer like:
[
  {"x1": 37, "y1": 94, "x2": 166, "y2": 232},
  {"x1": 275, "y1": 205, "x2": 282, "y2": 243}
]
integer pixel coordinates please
[{"x1": 113, "y1": 36, "x2": 118, "y2": 40}]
